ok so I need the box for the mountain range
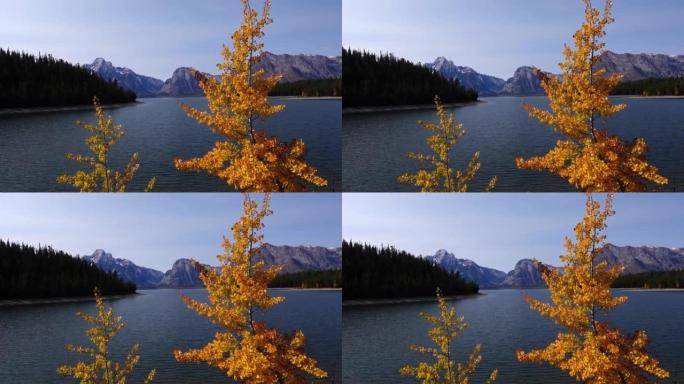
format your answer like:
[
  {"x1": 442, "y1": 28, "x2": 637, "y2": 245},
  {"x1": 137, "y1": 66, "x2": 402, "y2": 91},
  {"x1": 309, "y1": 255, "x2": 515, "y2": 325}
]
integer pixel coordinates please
[
  {"x1": 83, "y1": 52, "x2": 342, "y2": 98},
  {"x1": 82, "y1": 244, "x2": 342, "y2": 289},
  {"x1": 426, "y1": 51, "x2": 684, "y2": 96},
  {"x1": 426, "y1": 244, "x2": 684, "y2": 289}
]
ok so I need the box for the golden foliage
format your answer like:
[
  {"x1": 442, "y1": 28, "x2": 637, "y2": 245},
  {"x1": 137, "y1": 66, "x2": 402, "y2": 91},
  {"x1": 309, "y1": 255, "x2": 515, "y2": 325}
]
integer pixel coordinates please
[
  {"x1": 173, "y1": 193, "x2": 327, "y2": 383},
  {"x1": 516, "y1": 194, "x2": 670, "y2": 383},
  {"x1": 399, "y1": 96, "x2": 497, "y2": 192},
  {"x1": 515, "y1": 0, "x2": 667, "y2": 191},
  {"x1": 57, "y1": 97, "x2": 156, "y2": 192},
  {"x1": 400, "y1": 289, "x2": 498, "y2": 384},
  {"x1": 174, "y1": 0, "x2": 327, "y2": 192},
  {"x1": 57, "y1": 288, "x2": 156, "y2": 384}
]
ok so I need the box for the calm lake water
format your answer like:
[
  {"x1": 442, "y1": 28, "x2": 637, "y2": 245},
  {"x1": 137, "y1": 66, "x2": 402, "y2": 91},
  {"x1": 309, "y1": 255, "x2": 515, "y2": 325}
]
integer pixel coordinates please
[
  {"x1": 0, "y1": 289, "x2": 341, "y2": 384},
  {"x1": 0, "y1": 97, "x2": 341, "y2": 191},
  {"x1": 343, "y1": 289, "x2": 683, "y2": 383},
  {"x1": 343, "y1": 97, "x2": 684, "y2": 191}
]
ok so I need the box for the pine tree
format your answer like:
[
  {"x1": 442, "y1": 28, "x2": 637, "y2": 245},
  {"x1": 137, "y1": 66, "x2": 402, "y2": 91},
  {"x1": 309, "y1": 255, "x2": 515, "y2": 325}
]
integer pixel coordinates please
[
  {"x1": 173, "y1": 194, "x2": 327, "y2": 383},
  {"x1": 515, "y1": 0, "x2": 667, "y2": 191},
  {"x1": 174, "y1": 0, "x2": 327, "y2": 192},
  {"x1": 516, "y1": 194, "x2": 670, "y2": 383},
  {"x1": 57, "y1": 97, "x2": 156, "y2": 192},
  {"x1": 400, "y1": 289, "x2": 498, "y2": 384},
  {"x1": 57, "y1": 288, "x2": 156, "y2": 384},
  {"x1": 399, "y1": 96, "x2": 497, "y2": 192}
]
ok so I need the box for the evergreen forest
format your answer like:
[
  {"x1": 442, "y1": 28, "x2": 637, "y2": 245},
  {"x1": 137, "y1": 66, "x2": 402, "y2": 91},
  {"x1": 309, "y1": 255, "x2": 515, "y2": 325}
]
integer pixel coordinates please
[
  {"x1": 342, "y1": 48, "x2": 478, "y2": 108},
  {"x1": 0, "y1": 49, "x2": 136, "y2": 109},
  {"x1": 611, "y1": 77, "x2": 684, "y2": 96},
  {"x1": 342, "y1": 240, "x2": 479, "y2": 300},
  {"x1": 0, "y1": 240, "x2": 136, "y2": 300},
  {"x1": 269, "y1": 269, "x2": 341, "y2": 289}
]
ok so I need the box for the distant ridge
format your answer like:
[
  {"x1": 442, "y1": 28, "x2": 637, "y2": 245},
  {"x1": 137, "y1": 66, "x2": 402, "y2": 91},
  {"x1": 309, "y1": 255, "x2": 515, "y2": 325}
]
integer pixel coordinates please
[
  {"x1": 83, "y1": 52, "x2": 342, "y2": 98},
  {"x1": 427, "y1": 51, "x2": 684, "y2": 96},
  {"x1": 426, "y1": 244, "x2": 684, "y2": 289},
  {"x1": 83, "y1": 244, "x2": 342, "y2": 289}
]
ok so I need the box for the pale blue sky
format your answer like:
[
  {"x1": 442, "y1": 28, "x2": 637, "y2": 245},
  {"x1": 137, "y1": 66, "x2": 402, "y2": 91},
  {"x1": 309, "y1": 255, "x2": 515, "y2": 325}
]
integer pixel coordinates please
[
  {"x1": 0, "y1": 193, "x2": 341, "y2": 271},
  {"x1": 343, "y1": 0, "x2": 684, "y2": 79},
  {"x1": 343, "y1": 194, "x2": 684, "y2": 272},
  {"x1": 0, "y1": 0, "x2": 341, "y2": 79}
]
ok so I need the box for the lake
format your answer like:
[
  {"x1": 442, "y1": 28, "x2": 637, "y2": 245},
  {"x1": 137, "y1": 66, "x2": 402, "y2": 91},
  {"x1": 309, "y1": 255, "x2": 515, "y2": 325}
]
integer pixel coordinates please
[
  {"x1": 343, "y1": 97, "x2": 684, "y2": 191},
  {"x1": 0, "y1": 289, "x2": 341, "y2": 384},
  {"x1": 0, "y1": 97, "x2": 341, "y2": 191},
  {"x1": 343, "y1": 289, "x2": 683, "y2": 383}
]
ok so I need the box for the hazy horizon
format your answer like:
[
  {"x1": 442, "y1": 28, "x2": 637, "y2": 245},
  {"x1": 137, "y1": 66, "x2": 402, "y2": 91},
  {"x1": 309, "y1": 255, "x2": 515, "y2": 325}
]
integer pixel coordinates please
[
  {"x1": 343, "y1": 0, "x2": 684, "y2": 79},
  {"x1": 0, "y1": 0, "x2": 342, "y2": 79},
  {"x1": 0, "y1": 193, "x2": 341, "y2": 271},
  {"x1": 343, "y1": 194, "x2": 684, "y2": 272}
]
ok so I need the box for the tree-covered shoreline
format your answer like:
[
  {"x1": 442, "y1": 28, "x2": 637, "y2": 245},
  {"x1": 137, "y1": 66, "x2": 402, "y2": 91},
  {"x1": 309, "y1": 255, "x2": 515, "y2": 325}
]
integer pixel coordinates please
[
  {"x1": 269, "y1": 78, "x2": 341, "y2": 97},
  {"x1": 611, "y1": 77, "x2": 684, "y2": 96},
  {"x1": 342, "y1": 48, "x2": 478, "y2": 108},
  {"x1": 612, "y1": 270, "x2": 684, "y2": 289},
  {"x1": 0, "y1": 48, "x2": 136, "y2": 109},
  {"x1": 0, "y1": 240, "x2": 136, "y2": 300},
  {"x1": 342, "y1": 240, "x2": 479, "y2": 300}
]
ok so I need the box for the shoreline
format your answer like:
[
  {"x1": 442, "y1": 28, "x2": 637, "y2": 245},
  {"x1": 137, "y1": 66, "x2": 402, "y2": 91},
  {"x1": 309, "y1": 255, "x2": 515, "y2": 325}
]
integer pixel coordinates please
[
  {"x1": 0, "y1": 101, "x2": 142, "y2": 116},
  {"x1": 0, "y1": 293, "x2": 139, "y2": 307},
  {"x1": 612, "y1": 95, "x2": 684, "y2": 99},
  {"x1": 343, "y1": 293, "x2": 479, "y2": 307},
  {"x1": 343, "y1": 100, "x2": 482, "y2": 115},
  {"x1": 615, "y1": 288, "x2": 684, "y2": 292},
  {"x1": 271, "y1": 96, "x2": 341, "y2": 100}
]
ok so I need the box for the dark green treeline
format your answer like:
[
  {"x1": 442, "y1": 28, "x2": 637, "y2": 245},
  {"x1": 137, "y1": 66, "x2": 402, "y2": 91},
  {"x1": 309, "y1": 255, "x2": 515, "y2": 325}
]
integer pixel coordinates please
[
  {"x1": 0, "y1": 240, "x2": 136, "y2": 300},
  {"x1": 342, "y1": 240, "x2": 478, "y2": 300},
  {"x1": 269, "y1": 78, "x2": 341, "y2": 97},
  {"x1": 269, "y1": 269, "x2": 341, "y2": 289},
  {"x1": 342, "y1": 48, "x2": 478, "y2": 108},
  {"x1": 611, "y1": 77, "x2": 684, "y2": 96},
  {"x1": 0, "y1": 48, "x2": 136, "y2": 109},
  {"x1": 612, "y1": 270, "x2": 684, "y2": 289}
]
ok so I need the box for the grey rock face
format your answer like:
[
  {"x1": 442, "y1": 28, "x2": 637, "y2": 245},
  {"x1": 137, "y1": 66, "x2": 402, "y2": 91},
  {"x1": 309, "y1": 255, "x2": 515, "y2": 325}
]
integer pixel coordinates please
[
  {"x1": 499, "y1": 259, "x2": 548, "y2": 288},
  {"x1": 598, "y1": 244, "x2": 684, "y2": 274},
  {"x1": 256, "y1": 52, "x2": 342, "y2": 83},
  {"x1": 425, "y1": 249, "x2": 506, "y2": 288},
  {"x1": 82, "y1": 250, "x2": 164, "y2": 288},
  {"x1": 255, "y1": 243, "x2": 342, "y2": 274},
  {"x1": 157, "y1": 67, "x2": 206, "y2": 97},
  {"x1": 83, "y1": 58, "x2": 164, "y2": 97},
  {"x1": 426, "y1": 57, "x2": 506, "y2": 96},
  {"x1": 158, "y1": 258, "x2": 205, "y2": 288},
  {"x1": 500, "y1": 66, "x2": 548, "y2": 96},
  {"x1": 597, "y1": 51, "x2": 684, "y2": 81}
]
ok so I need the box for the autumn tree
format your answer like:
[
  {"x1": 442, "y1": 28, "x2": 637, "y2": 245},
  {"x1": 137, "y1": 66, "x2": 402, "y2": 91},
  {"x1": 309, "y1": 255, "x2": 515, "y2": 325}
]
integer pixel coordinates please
[
  {"x1": 57, "y1": 288, "x2": 156, "y2": 384},
  {"x1": 399, "y1": 96, "x2": 497, "y2": 192},
  {"x1": 517, "y1": 194, "x2": 670, "y2": 383},
  {"x1": 174, "y1": 0, "x2": 327, "y2": 192},
  {"x1": 400, "y1": 289, "x2": 498, "y2": 384},
  {"x1": 173, "y1": 193, "x2": 327, "y2": 383},
  {"x1": 515, "y1": 0, "x2": 667, "y2": 192},
  {"x1": 57, "y1": 97, "x2": 156, "y2": 192}
]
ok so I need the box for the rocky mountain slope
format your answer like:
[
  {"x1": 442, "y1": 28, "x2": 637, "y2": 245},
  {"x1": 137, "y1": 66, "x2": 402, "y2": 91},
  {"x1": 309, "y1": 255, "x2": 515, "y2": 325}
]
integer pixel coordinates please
[
  {"x1": 425, "y1": 57, "x2": 506, "y2": 96},
  {"x1": 425, "y1": 249, "x2": 506, "y2": 288},
  {"x1": 81, "y1": 250, "x2": 164, "y2": 289},
  {"x1": 427, "y1": 244, "x2": 684, "y2": 289},
  {"x1": 157, "y1": 67, "x2": 206, "y2": 97},
  {"x1": 597, "y1": 51, "x2": 684, "y2": 81},
  {"x1": 82, "y1": 58, "x2": 164, "y2": 97},
  {"x1": 84, "y1": 52, "x2": 342, "y2": 98},
  {"x1": 428, "y1": 51, "x2": 684, "y2": 96},
  {"x1": 256, "y1": 52, "x2": 342, "y2": 83},
  {"x1": 83, "y1": 244, "x2": 342, "y2": 289}
]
